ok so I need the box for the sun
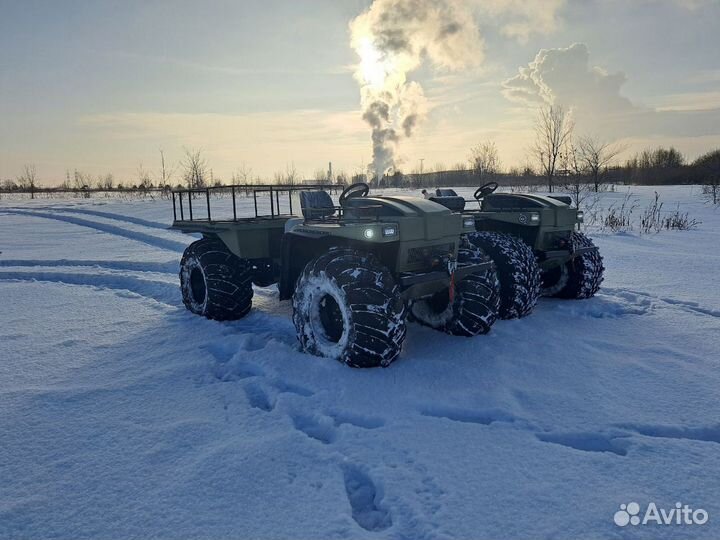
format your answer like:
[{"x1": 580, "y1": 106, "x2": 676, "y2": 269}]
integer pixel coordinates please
[{"x1": 357, "y1": 37, "x2": 389, "y2": 89}]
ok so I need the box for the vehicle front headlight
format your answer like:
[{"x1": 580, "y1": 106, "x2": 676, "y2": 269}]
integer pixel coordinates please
[
  {"x1": 382, "y1": 225, "x2": 397, "y2": 237},
  {"x1": 577, "y1": 210, "x2": 584, "y2": 223},
  {"x1": 363, "y1": 228, "x2": 375, "y2": 239},
  {"x1": 463, "y1": 217, "x2": 475, "y2": 228},
  {"x1": 529, "y1": 212, "x2": 540, "y2": 224}
]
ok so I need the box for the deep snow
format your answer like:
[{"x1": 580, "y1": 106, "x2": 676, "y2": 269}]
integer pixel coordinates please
[{"x1": 1, "y1": 186, "x2": 719, "y2": 539}]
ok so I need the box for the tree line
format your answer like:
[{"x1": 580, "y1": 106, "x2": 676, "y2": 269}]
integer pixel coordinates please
[{"x1": 3, "y1": 111, "x2": 719, "y2": 206}]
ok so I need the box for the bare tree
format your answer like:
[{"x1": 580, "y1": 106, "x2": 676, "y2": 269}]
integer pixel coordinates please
[
  {"x1": 313, "y1": 168, "x2": 329, "y2": 182},
  {"x1": 98, "y1": 173, "x2": 114, "y2": 190},
  {"x1": 577, "y1": 136, "x2": 624, "y2": 192},
  {"x1": 16, "y1": 164, "x2": 38, "y2": 199},
  {"x1": 695, "y1": 149, "x2": 720, "y2": 205},
  {"x1": 559, "y1": 142, "x2": 593, "y2": 209},
  {"x1": 181, "y1": 148, "x2": 208, "y2": 189},
  {"x1": 158, "y1": 149, "x2": 176, "y2": 187},
  {"x1": 469, "y1": 141, "x2": 501, "y2": 181},
  {"x1": 273, "y1": 163, "x2": 299, "y2": 185},
  {"x1": 137, "y1": 163, "x2": 153, "y2": 190},
  {"x1": 533, "y1": 105, "x2": 574, "y2": 193},
  {"x1": 231, "y1": 163, "x2": 253, "y2": 185}
]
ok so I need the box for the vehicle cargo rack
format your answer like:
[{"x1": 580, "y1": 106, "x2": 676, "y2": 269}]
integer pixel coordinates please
[{"x1": 171, "y1": 183, "x2": 341, "y2": 223}]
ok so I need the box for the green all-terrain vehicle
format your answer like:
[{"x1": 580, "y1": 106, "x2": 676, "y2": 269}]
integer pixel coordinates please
[
  {"x1": 171, "y1": 183, "x2": 500, "y2": 368},
  {"x1": 428, "y1": 183, "x2": 605, "y2": 319}
]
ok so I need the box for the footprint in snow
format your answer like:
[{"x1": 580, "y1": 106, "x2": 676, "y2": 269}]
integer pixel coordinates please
[
  {"x1": 420, "y1": 405, "x2": 519, "y2": 426},
  {"x1": 291, "y1": 414, "x2": 337, "y2": 444},
  {"x1": 330, "y1": 410, "x2": 386, "y2": 430},
  {"x1": 342, "y1": 464, "x2": 392, "y2": 532},
  {"x1": 244, "y1": 382, "x2": 275, "y2": 412},
  {"x1": 271, "y1": 378, "x2": 315, "y2": 397},
  {"x1": 290, "y1": 410, "x2": 384, "y2": 444},
  {"x1": 616, "y1": 423, "x2": 720, "y2": 444},
  {"x1": 535, "y1": 431, "x2": 631, "y2": 456}
]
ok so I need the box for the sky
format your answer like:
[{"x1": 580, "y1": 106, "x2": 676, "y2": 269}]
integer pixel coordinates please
[{"x1": 1, "y1": 0, "x2": 719, "y2": 186}]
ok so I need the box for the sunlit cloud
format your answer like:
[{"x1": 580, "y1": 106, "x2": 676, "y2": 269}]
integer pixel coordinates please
[{"x1": 502, "y1": 42, "x2": 720, "y2": 152}]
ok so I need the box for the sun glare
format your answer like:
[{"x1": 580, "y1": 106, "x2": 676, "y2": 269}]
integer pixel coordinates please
[{"x1": 358, "y1": 37, "x2": 388, "y2": 89}]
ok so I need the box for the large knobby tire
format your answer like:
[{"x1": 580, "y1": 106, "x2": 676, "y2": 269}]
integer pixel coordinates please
[
  {"x1": 180, "y1": 238, "x2": 253, "y2": 320},
  {"x1": 410, "y1": 247, "x2": 500, "y2": 336},
  {"x1": 292, "y1": 249, "x2": 407, "y2": 368},
  {"x1": 467, "y1": 231, "x2": 541, "y2": 319},
  {"x1": 545, "y1": 232, "x2": 605, "y2": 299}
]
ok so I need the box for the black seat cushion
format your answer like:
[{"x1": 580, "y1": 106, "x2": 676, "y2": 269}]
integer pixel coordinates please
[
  {"x1": 429, "y1": 196, "x2": 465, "y2": 212},
  {"x1": 300, "y1": 190, "x2": 335, "y2": 219},
  {"x1": 435, "y1": 188, "x2": 458, "y2": 197}
]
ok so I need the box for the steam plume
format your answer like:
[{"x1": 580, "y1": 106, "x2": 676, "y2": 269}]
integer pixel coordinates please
[{"x1": 350, "y1": 0, "x2": 483, "y2": 179}]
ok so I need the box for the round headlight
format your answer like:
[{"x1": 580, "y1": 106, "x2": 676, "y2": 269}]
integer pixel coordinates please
[{"x1": 363, "y1": 228, "x2": 375, "y2": 239}]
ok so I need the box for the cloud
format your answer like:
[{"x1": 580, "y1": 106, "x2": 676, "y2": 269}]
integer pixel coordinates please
[
  {"x1": 501, "y1": 42, "x2": 720, "y2": 144},
  {"x1": 663, "y1": 0, "x2": 715, "y2": 9},
  {"x1": 502, "y1": 43, "x2": 633, "y2": 113},
  {"x1": 473, "y1": 0, "x2": 567, "y2": 43}
]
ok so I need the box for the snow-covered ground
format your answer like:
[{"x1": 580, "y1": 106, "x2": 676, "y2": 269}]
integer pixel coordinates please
[{"x1": 1, "y1": 186, "x2": 719, "y2": 539}]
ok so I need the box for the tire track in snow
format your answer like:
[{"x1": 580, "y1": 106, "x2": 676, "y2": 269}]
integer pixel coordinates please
[
  {"x1": 0, "y1": 270, "x2": 180, "y2": 306},
  {"x1": 4, "y1": 210, "x2": 186, "y2": 252},
  {"x1": 419, "y1": 398, "x2": 720, "y2": 457},
  {"x1": 40, "y1": 206, "x2": 170, "y2": 230},
  {"x1": 418, "y1": 403, "x2": 634, "y2": 456},
  {"x1": 0, "y1": 259, "x2": 178, "y2": 274},
  {"x1": 603, "y1": 287, "x2": 720, "y2": 319}
]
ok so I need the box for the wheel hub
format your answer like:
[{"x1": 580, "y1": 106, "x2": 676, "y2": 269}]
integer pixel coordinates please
[{"x1": 189, "y1": 266, "x2": 207, "y2": 305}]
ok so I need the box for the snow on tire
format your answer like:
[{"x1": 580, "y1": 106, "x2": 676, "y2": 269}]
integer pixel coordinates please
[
  {"x1": 410, "y1": 247, "x2": 500, "y2": 336},
  {"x1": 466, "y1": 231, "x2": 541, "y2": 319},
  {"x1": 549, "y1": 232, "x2": 605, "y2": 299},
  {"x1": 292, "y1": 249, "x2": 407, "y2": 368},
  {"x1": 180, "y1": 237, "x2": 253, "y2": 320}
]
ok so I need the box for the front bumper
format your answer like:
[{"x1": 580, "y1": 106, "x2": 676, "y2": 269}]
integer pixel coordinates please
[{"x1": 398, "y1": 261, "x2": 493, "y2": 300}]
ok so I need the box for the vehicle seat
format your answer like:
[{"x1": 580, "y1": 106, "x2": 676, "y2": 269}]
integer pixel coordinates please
[
  {"x1": 435, "y1": 188, "x2": 458, "y2": 197},
  {"x1": 429, "y1": 195, "x2": 465, "y2": 212},
  {"x1": 299, "y1": 190, "x2": 335, "y2": 219},
  {"x1": 548, "y1": 195, "x2": 572, "y2": 206}
]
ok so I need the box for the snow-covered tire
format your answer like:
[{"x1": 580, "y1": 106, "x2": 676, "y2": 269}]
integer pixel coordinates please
[
  {"x1": 292, "y1": 249, "x2": 406, "y2": 368},
  {"x1": 410, "y1": 247, "x2": 500, "y2": 336},
  {"x1": 546, "y1": 232, "x2": 604, "y2": 299},
  {"x1": 466, "y1": 231, "x2": 541, "y2": 319},
  {"x1": 180, "y1": 238, "x2": 253, "y2": 320}
]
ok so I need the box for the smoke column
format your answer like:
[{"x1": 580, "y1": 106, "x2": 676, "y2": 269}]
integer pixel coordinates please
[{"x1": 350, "y1": 0, "x2": 483, "y2": 180}]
